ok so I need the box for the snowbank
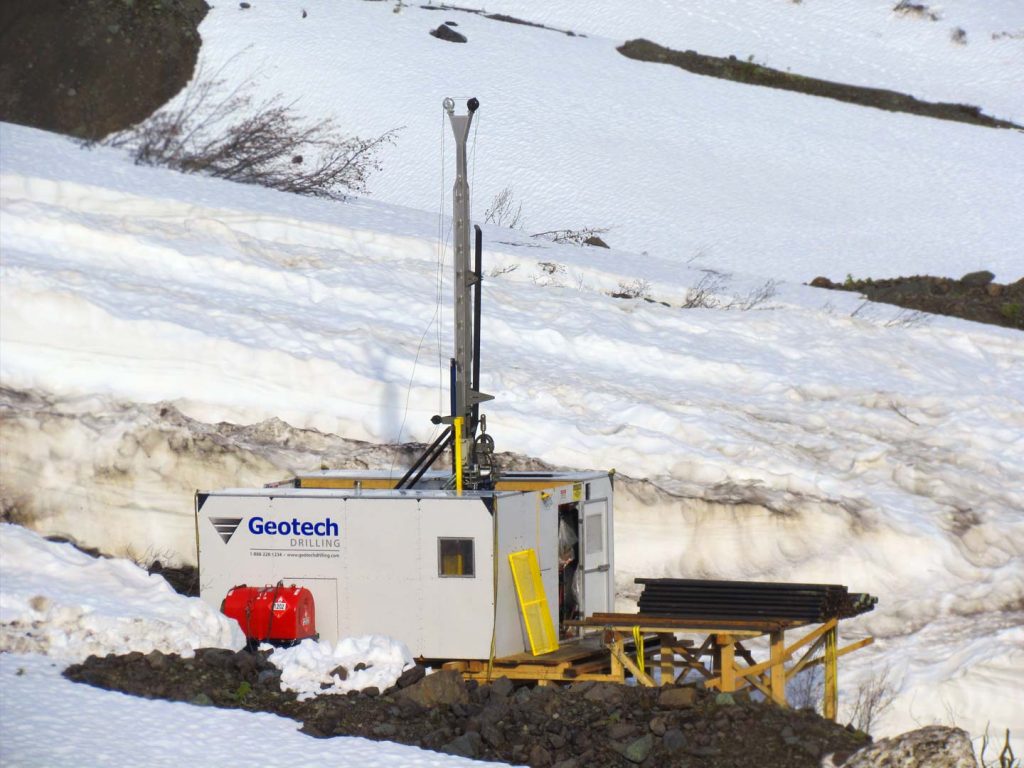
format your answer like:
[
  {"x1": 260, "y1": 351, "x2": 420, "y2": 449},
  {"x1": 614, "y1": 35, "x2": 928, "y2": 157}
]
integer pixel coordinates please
[{"x1": 0, "y1": 524, "x2": 244, "y2": 660}]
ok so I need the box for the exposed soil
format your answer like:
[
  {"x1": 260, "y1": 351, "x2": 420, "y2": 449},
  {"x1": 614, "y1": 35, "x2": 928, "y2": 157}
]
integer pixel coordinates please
[
  {"x1": 618, "y1": 39, "x2": 1022, "y2": 131},
  {"x1": 148, "y1": 559, "x2": 200, "y2": 597},
  {"x1": 810, "y1": 271, "x2": 1024, "y2": 330},
  {"x1": 0, "y1": 0, "x2": 208, "y2": 140},
  {"x1": 66, "y1": 649, "x2": 871, "y2": 768}
]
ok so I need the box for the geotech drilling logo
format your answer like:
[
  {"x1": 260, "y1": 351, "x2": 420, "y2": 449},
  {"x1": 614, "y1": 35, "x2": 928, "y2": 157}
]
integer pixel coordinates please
[
  {"x1": 208, "y1": 516, "x2": 341, "y2": 550},
  {"x1": 209, "y1": 517, "x2": 243, "y2": 544}
]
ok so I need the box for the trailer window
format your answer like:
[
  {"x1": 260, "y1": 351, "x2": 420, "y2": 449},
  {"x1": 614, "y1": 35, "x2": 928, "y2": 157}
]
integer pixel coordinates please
[{"x1": 438, "y1": 538, "x2": 475, "y2": 577}]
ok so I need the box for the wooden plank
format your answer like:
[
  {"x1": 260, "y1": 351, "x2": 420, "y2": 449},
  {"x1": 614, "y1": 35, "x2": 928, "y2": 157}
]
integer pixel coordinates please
[
  {"x1": 609, "y1": 632, "x2": 656, "y2": 687},
  {"x1": 741, "y1": 670, "x2": 773, "y2": 699},
  {"x1": 786, "y1": 633, "x2": 828, "y2": 681},
  {"x1": 784, "y1": 618, "x2": 837, "y2": 659},
  {"x1": 769, "y1": 630, "x2": 787, "y2": 706},
  {"x1": 658, "y1": 633, "x2": 675, "y2": 687},
  {"x1": 734, "y1": 641, "x2": 758, "y2": 667},
  {"x1": 824, "y1": 626, "x2": 838, "y2": 721},
  {"x1": 717, "y1": 635, "x2": 736, "y2": 692},
  {"x1": 580, "y1": 613, "x2": 799, "y2": 633},
  {"x1": 798, "y1": 637, "x2": 874, "y2": 671}
]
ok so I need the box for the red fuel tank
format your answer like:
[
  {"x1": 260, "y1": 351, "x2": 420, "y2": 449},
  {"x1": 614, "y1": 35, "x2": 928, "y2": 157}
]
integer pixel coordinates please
[{"x1": 221, "y1": 584, "x2": 316, "y2": 644}]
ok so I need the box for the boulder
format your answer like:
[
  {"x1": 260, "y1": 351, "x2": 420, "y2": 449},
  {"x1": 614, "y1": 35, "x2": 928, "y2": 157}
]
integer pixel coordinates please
[
  {"x1": 657, "y1": 686, "x2": 697, "y2": 709},
  {"x1": 823, "y1": 726, "x2": 978, "y2": 768},
  {"x1": 489, "y1": 675, "x2": 514, "y2": 698},
  {"x1": 395, "y1": 664, "x2": 424, "y2": 689},
  {"x1": 398, "y1": 669, "x2": 469, "y2": 708},
  {"x1": 810, "y1": 276, "x2": 835, "y2": 288},
  {"x1": 582, "y1": 682, "x2": 624, "y2": 705},
  {"x1": 431, "y1": 25, "x2": 467, "y2": 43},
  {"x1": 663, "y1": 728, "x2": 686, "y2": 752},
  {"x1": 961, "y1": 270, "x2": 995, "y2": 287},
  {"x1": 442, "y1": 731, "x2": 483, "y2": 759}
]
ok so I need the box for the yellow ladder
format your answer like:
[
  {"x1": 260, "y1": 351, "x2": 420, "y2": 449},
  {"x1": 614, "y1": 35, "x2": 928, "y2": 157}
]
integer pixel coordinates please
[{"x1": 509, "y1": 549, "x2": 559, "y2": 655}]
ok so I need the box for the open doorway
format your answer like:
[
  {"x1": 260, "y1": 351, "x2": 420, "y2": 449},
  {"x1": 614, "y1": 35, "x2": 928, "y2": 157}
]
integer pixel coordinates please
[{"x1": 557, "y1": 503, "x2": 582, "y2": 638}]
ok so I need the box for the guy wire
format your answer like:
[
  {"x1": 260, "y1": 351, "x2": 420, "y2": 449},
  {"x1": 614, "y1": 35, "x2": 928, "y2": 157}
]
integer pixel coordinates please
[{"x1": 388, "y1": 105, "x2": 448, "y2": 477}]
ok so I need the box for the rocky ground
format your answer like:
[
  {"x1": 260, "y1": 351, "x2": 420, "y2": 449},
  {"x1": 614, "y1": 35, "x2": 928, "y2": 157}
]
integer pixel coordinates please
[
  {"x1": 810, "y1": 270, "x2": 1024, "y2": 331},
  {"x1": 65, "y1": 648, "x2": 871, "y2": 768}
]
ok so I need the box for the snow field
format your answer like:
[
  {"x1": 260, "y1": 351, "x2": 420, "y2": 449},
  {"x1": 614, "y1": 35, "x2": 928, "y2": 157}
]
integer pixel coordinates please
[{"x1": 188, "y1": 0, "x2": 1024, "y2": 282}]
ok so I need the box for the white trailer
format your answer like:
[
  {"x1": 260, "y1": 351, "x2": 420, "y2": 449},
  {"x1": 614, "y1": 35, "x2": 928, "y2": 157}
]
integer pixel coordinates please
[{"x1": 196, "y1": 470, "x2": 614, "y2": 659}]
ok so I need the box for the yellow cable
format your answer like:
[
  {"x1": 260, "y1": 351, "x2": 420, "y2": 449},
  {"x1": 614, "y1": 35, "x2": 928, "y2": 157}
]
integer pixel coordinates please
[{"x1": 633, "y1": 626, "x2": 645, "y2": 676}]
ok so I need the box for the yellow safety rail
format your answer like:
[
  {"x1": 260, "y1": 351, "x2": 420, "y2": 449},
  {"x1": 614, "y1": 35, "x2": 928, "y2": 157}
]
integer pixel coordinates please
[
  {"x1": 509, "y1": 549, "x2": 559, "y2": 656},
  {"x1": 453, "y1": 416, "x2": 464, "y2": 494}
]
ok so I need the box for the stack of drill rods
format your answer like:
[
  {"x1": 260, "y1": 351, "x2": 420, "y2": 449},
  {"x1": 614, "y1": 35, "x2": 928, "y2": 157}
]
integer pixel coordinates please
[{"x1": 635, "y1": 578, "x2": 877, "y2": 622}]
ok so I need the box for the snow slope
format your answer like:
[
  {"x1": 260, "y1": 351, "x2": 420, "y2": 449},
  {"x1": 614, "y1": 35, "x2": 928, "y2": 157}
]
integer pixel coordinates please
[
  {"x1": 188, "y1": 0, "x2": 1024, "y2": 281},
  {"x1": 493, "y1": 0, "x2": 1024, "y2": 122},
  {"x1": 2, "y1": 0, "x2": 1023, "y2": 752},
  {"x1": 2, "y1": 122, "x2": 1022, "y2": 744}
]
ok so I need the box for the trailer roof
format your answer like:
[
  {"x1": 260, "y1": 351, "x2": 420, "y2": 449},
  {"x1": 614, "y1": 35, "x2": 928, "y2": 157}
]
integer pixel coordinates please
[
  {"x1": 290, "y1": 469, "x2": 612, "y2": 481},
  {"x1": 198, "y1": 486, "x2": 526, "y2": 500}
]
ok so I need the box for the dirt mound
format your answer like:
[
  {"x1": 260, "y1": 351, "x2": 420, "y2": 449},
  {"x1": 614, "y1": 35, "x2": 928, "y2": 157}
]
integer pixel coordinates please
[
  {"x1": 0, "y1": 0, "x2": 208, "y2": 140},
  {"x1": 66, "y1": 650, "x2": 870, "y2": 767},
  {"x1": 810, "y1": 271, "x2": 1024, "y2": 330}
]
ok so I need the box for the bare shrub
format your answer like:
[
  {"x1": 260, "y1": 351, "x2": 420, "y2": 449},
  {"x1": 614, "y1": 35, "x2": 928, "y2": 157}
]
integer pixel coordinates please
[
  {"x1": 103, "y1": 72, "x2": 400, "y2": 200},
  {"x1": 530, "y1": 227, "x2": 610, "y2": 246},
  {"x1": 884, "y1": 308, "x2": 931, "y2": 328},
  {"x1": 611, "y1": 279, "x2": 652, "y2": 300},
  {"x1": 845, "y1": 668, "x2": 896, "y2": 734},
  {"x1": 893, "y1": 0, "x2": 940, "y2": 20},
  {"x1": 488, "y1": 263, "x2": 519, "y2": 277},
  {"x1": 787, "y1": 666, "x2": 824, "y2": 712},
  {"x1": 682, "y1": 272, "x2": 726, "y2": 309},
  {"x1": 485, "y1": 186, "x2": 525, "y2": 229},
  {"x1": 980, "y1": 727, "x2": 1021, "y2": 768},
  {"x1": 723, "y1": 279, "x2": 779, "y2": 310},
  {"x1": 532, "y1": 261, "x2": 566, "y2": 287}
]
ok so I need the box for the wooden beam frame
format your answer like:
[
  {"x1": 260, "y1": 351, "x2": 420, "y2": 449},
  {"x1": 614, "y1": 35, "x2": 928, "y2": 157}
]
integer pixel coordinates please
[{"x1": 444, "y1": 615, "x2": 871, "y2": 710}]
